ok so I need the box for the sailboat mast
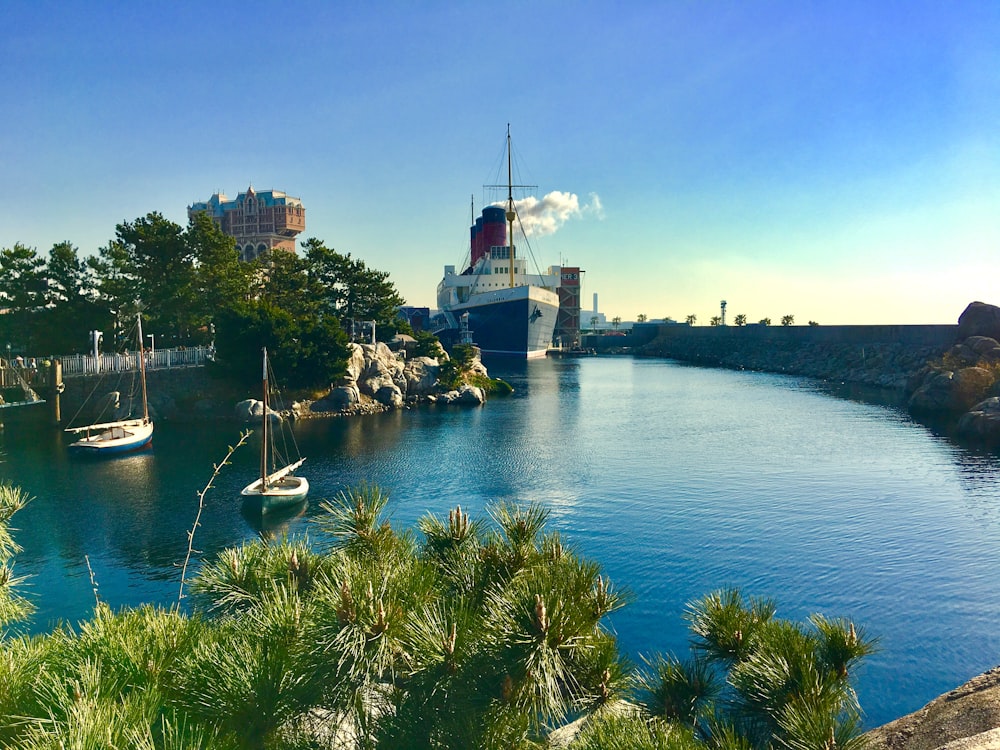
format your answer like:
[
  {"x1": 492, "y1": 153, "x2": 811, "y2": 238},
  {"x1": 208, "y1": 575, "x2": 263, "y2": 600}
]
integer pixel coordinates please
[
  {"x1": 136, "y1": 313, "x2": 150, "y2": 423},
  {"x1": 260, "y1": 347, "x2": 269, "y2": 490},
  {"x1": 505, "y1": 124, "x2": 516, "y2": 289}
]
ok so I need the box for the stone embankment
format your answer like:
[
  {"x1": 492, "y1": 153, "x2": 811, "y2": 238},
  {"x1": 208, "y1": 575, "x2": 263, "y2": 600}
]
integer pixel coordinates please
[
  {"x1": 866, "y1": 667, "x2": 1000, "y2": 750},
  {"x1": 636, "y1": 302, "x2": 1000, "y2": 443},
  {"x1": 637, "y1": 323, "x2": 954, "y2": 390}
]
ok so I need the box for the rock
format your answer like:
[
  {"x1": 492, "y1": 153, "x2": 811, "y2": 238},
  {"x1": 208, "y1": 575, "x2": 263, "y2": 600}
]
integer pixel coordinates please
[
  {"x1": 235, "y1": 398, "x2": 281, "y2": 423},
  {"x1": 908, "y1": 370, "x2": 957, "y2": 413},
  {"x1": 374, "y1": 384, "x2": 404, "y2": 408},
  {"x1": 402, "y1": 356, "x2": 440, "y2": 396},
  {"x1": 866, "y1": 666, "x2": 1000, "y2": 750},
  {"x1": 438, "y1": 385, "x2": 484, "y2": 406},
  {"x1": 957, "y1": 397, "x2": 1000, "y2": 441},
  {"x1": 954, "y1": 367, "x2": 996, "y2": 410},
  {"x1": 908, "y1": 367, "x2": 995, "y2": 414},
  {"x1": 311, "y1": 385, "x2": 360, "y2": 412},
  {"x1": 958, "y1": 302, "x2": 1000, "y2": 341},
  {"x1": 964, "y1": 336, "x2": 1000, "y2": 358}
]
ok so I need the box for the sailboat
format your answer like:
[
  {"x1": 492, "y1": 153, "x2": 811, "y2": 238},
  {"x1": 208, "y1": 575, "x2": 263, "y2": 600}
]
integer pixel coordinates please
[
  {"x1": 240, "y1": 347, "x2": 308, "y2": 512},
  {"x1": 65, "y1": 313, "x2": 153, "y2": 454}
]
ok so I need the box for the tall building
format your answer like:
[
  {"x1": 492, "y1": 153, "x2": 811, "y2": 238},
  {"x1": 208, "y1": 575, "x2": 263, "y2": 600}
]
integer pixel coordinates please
[
  {"x1": 188, "y1": 186, "x2": 305, "y2": 261},
  {"x1": 554, "y1": 266, "x2": 584, "y2": 347}
]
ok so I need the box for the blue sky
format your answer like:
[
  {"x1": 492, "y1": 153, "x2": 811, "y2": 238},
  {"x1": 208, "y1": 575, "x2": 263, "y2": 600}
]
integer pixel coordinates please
[{"x1": 3, "y1": 1, "x2": 998, "y2": 324}]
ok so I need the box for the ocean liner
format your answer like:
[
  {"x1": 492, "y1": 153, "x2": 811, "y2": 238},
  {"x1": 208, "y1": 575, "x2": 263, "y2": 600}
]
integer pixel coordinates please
[{"x1": 435, "y1": 128, "x2": 561, "y2": 358}]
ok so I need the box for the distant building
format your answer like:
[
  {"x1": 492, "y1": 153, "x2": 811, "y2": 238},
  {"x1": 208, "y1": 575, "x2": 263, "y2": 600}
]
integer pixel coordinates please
[
  {"x1": 554, "y1": 267, "x2": 584, "y2": 347},
  {"x1": 188, "y1": 186, "x2": 305, "y2": 262},
  {"x1": 398, "y1": 306, "x2": 430, "y2": 332}
]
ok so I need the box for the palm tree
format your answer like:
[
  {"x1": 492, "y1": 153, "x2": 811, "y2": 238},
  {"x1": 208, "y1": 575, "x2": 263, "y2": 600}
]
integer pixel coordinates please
[
  {"x1": 734, "y1": 314, "x2": 747, "y2": 327},
  {"x1": 636, "y1": 313, "x2": 648, "y2": 323},
  {"x1": 759, "y1": 317, "x2": 771, "y2": 326},
  {"x1": 686, "y1": 314, "x2": 697, "y2": 326},
  {"x1": 590, "y1": 315, "x2": 599, "y2": 331},
  {"x1": 710, "y1": 316, "x2": 721, "y2": 327},
  {"x1": 781, "y1": 315, "x2": 795, "y2": 326},
  {"x1": 612, "y1": 316, "x2": 621, "y2": 331}
]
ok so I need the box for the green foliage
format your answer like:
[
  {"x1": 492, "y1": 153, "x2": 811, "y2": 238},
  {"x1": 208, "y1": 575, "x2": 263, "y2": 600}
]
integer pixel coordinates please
[
  {"x1": 0, "y1": 483, "x2": 874, "y2": 750},
  {"x1": 412, "y1": 330, "x2": 444, "y2": 359},
  {"x1": 212, "y1": 301, "x2": 350, "y2": 391},
  {"x1": 301, "y1": 238, "x2": 406, "y2": 340}
]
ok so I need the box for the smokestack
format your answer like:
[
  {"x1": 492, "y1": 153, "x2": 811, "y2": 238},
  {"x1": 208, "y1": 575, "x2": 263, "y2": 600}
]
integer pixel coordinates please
[{"x1": 593, "y1": 293, "x2": 598, "y2": 314}]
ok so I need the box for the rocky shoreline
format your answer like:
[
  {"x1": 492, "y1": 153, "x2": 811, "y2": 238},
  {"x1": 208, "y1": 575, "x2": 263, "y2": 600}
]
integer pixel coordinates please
[
  {"x1": 638, "y1": 301, "x2": 1000, "y2": 443},
  {"x1": 865, "y1": 667, "x2": 1000, "y2": 750}
]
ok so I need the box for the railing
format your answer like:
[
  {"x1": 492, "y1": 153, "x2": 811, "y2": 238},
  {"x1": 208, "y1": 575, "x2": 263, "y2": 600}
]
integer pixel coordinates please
[{"x1": 7, "y1": 346, "x2": 212, "y2": 380}]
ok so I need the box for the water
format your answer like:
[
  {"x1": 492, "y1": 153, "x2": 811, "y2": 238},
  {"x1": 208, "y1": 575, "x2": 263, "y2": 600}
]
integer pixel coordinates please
[{"x1": 2, "y1": 356, "x2": 999, "y2": 729}]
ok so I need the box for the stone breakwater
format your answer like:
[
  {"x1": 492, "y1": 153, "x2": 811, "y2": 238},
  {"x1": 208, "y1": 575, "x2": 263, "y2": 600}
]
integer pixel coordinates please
[{"x1": 635, "y1": 324, "x2": 956, "y2": 390}]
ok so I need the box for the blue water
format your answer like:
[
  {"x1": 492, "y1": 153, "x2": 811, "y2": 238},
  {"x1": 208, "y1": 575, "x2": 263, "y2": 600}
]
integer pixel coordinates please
[{"x1": 2, "y1": 356, "x2": 999, "y2": 729}]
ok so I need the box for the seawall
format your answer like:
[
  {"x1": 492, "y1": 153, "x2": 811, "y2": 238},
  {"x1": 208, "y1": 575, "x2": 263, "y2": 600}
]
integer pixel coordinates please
[
  {"x1": 585, "y1": 323, "x2": 959, "y2": 389},
  {"x1": 55, "y1": 365, "x2": 245, "y2": 424}
]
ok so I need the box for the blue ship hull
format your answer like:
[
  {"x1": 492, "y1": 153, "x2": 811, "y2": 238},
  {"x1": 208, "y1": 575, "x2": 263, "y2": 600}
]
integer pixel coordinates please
[{"x1": 444, "y1": 287, "x2": 559, "y2": 358}]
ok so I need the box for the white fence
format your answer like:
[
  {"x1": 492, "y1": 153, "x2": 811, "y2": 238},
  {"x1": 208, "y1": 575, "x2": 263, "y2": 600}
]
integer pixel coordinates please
[{"x1": 57, "y1": 346, "x2": 211, "y2": 377}]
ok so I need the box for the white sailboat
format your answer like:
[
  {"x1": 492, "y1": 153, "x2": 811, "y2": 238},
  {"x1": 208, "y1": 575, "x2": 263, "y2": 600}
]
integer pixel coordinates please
[
  {"x1": 65, "y1": 313, "x2": 153, "y2": 454},
  {"x1": 241, "y1": 347, "x2": 308, "y2": 512}
]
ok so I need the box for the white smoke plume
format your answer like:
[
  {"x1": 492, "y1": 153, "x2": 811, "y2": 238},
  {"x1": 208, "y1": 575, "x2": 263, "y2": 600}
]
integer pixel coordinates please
[{"x1": 492, "y1": 191, "x2": 604, "y2": 237}]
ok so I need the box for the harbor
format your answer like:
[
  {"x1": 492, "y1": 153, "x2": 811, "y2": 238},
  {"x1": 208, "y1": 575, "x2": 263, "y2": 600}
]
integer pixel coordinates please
[{"x1": 2, "y1": 355, "x2": 999, "y2": 730}]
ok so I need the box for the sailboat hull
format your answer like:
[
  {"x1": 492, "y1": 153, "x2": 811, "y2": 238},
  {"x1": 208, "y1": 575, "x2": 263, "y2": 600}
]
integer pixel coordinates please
[
  {"x1": 241, "y1": 475, "x2": 310, "y2": 513},
  {"x1": 68, "y1": 420, "x2": 154, "y2": 454}
]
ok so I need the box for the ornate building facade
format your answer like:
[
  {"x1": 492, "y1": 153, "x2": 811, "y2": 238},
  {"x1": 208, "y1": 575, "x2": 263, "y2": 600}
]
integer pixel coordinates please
[{"x1": 188, "y1": 186, "x2": 305, "y2": 261}]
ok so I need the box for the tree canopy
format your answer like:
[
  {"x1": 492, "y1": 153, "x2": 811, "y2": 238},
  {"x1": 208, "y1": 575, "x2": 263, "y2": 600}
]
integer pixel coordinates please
[{"x1": 1, "y1": 215, "x2": 407, "y2": 387}]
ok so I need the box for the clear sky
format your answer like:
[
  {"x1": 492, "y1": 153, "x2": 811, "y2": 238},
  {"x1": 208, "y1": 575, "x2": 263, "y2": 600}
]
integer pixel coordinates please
[{"x1": 3, "y1": 1, "x2": 998, "y2": 325}]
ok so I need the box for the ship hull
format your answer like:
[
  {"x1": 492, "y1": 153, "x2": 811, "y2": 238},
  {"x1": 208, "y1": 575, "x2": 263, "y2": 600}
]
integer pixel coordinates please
[{"x1": 444, "y1": 285, "x2": 559, "y2": 358}]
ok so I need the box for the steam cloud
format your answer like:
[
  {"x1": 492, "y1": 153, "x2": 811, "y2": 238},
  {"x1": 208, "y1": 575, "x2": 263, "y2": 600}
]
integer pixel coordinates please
[{"x1": 493, "y1": 191, "x2": 604, "y2": 237}]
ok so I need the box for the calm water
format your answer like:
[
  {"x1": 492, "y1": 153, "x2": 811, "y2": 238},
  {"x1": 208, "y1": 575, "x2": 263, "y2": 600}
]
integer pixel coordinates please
[{"x1": 2, "y1": 356, "x2": 999, "y2": 728}]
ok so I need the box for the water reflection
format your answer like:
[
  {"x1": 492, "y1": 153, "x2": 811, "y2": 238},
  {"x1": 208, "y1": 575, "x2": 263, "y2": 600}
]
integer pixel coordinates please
[{"x1": 241, "y1": 499, "x2": 308, "y2": 540}]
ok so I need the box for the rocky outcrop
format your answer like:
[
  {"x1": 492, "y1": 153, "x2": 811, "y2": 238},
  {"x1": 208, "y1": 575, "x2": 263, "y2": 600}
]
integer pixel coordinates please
[
  {"x1": 303, "y1": 343, "x2": 486, "y2": 417},
  {"x1": 958, "y1": 302, "x2": 1000, "y2": 341},
  {"x1": 866, "y1": 667, "x2": 1000, "y2": 750},
  {"x1": 905, "y1": 305, "x2": 1000, "y2": 441}
]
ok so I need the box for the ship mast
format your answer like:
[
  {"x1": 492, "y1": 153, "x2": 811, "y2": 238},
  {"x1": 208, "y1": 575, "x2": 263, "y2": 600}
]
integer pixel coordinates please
[{"x1": 505, "y1": 124, "x2": 516, "y2": 289}]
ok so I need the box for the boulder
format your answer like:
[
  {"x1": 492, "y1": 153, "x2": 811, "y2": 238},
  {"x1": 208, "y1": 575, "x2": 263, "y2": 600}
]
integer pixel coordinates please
[
  {"x1": 908, "y1": 370, "x2": 958, "y2": 413},
  {"x1": 235, "y1": 398, "x2": 281, "y2": 423},
  {"x1": 908, "y1": 367, "x2": 996, "y2": 414},
  {"x1": 310, "y1": 385, "x2": 360, "y2": 412},
  {"x1": 954, "y1": 367, "x2": 997, "y2": 410},
  {"x1": 957, "y1": 302, "x2": 1000, "y2": 341},
  {"x1": 438, "y1": 385, "x2": 485, "y2": 406},
  {"x1": 402, "y1": 356, "x2": 440, "y2": 396},
  {"x1": 342, "y1": 345, "x2": 367, "y2": 383},
  {"x1": 866, "y1": 666, "x2": 1000, "y2": 750},
  {"x1": 957, "y1": 397, "x2": 1000, "y2": 442},
  {"x1": 374, "y1": 384, "x2": 404, "y2": 408}
]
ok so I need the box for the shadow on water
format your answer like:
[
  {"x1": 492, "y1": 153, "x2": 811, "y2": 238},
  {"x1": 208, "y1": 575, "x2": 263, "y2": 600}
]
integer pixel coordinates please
[{"x1": 240, "y1": 498, "x2": 308, "y2": 540}]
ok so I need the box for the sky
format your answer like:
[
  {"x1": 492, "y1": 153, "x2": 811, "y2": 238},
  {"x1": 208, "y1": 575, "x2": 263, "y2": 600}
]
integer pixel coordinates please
[{"x1": 2, "y1": 1, "x2": 999, "y2": 325}]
